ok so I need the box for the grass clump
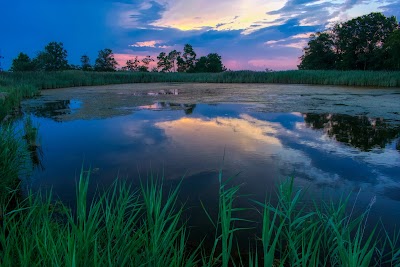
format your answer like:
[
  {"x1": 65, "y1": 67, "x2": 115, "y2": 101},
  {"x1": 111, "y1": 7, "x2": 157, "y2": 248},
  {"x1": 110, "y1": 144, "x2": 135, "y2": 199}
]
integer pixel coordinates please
[{"x1": 0, "y1": 124, "x2": 29, "y2": 205}]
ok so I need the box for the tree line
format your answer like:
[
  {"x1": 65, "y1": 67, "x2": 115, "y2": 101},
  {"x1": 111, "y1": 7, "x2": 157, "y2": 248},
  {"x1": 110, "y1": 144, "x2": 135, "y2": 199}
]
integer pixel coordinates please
[
  {"x1": 298, "y1": 12, "x2": 400, "y2": 71},
  {"x1": 10, "y1": 43, "x2": 226, "y2": 73}
]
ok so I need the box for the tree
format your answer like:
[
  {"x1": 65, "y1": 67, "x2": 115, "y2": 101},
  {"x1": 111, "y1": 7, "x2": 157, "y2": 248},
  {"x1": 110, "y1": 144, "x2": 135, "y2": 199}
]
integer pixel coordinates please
[
  {"x1": 168, "y1": 50, "x2": 180, "y2": 72},
  {"x1": 11, "y1": 52, "x2": 36, "y2": 71},
  {"x1": 298, "y1": 32, "x2": 337, "y2": 70},
  {"x1": 333, "y1": 12, "x2": 398, "y2": 70},
  {"x1": 94, "y1": 48, "x2": 118, "y2": 72},
  {"x1": 123, "y1": 57, "x2": 140, "y2": 71},
  {"x1": 182, "y1": 44, "x2": 197, "y2": 72},
  {"x1": 177, "y1": 44, "x2": 197, "y2": 72},
  {"x1": 139, "y1": 55, "x2": 154, "y2": 72},
  {"x1": 157, "y1": 52, "x2": 172, "y2": 72},
  {"x1": 176, "y1": 56, "x2": 186, "y2": 72},
  {"x1": 34, "y1": 42, "x2": 69, "y2": 71},
  {"x1": 298, "y1": 12, "x2": 398, "y2": 70},
  {"x1": 194, "y1": 53, "x2": 226, "y2": 72},
  {"x1": 384, "y1": 30, "x2": 400, "y2": 70},
  {"x1": 80, "y1": 55, "x2": 92, "y2": 71}
]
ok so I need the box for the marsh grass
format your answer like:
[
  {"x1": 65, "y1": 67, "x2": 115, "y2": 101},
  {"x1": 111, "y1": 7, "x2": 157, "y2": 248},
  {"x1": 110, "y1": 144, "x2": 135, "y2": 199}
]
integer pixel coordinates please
[
  {"x1": 1, "y1": 70, "x2": 400, "y2": 121},
  {"x1": 0, "y1": 170, "x2": 399, "y2": 266},
  {"x1": 0, "y1": 124, "x2": 29, "y2": 205},
  {"x1": 23, "y1": 116, "x2": 39, "y2": 150}
]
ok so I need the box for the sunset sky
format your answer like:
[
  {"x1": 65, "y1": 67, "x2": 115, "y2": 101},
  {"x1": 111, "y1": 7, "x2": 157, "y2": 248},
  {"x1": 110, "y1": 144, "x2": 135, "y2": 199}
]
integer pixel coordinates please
[{"x1": 1, "y1": 0, "x2": 399, "y2": 71}]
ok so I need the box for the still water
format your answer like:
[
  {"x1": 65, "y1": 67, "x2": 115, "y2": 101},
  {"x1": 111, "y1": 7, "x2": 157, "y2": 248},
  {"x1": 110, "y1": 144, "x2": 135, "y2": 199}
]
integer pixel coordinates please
[{"x1": 21, "y1": 83, "x2": 400, "y2": 233}]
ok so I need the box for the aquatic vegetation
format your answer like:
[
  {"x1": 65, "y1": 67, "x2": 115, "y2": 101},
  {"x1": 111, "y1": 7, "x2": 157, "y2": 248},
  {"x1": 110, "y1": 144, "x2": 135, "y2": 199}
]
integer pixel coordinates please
[
  {"x1": 1, "y1": 70, "x2": 399, "y2": 121},
  {"x1": 0, "y1": 170, "x2": 399, "y2": 266},
  {"x1": 1, "y1": 69, "x2": 399, "y2": 122}
]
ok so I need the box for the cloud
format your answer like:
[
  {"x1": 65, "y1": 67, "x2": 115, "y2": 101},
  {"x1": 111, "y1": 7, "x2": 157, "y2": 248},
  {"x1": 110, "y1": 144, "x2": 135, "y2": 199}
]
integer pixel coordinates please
[
  {"x1": 150, "y1": 0, "x2": 285, "y2": 33},
  {"x1": 2, "y1": 0, "x2": 398, "y2": 70},
  {"x1": 112, "y1": 0, "x2": 167, "y2": 29},
  {"x1": 129, "y1": 40, "x2": 172, "y2": 49}
]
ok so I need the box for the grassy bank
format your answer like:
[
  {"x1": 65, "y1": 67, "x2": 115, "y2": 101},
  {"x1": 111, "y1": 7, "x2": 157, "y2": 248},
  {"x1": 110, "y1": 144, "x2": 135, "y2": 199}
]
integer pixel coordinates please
[
  {"x1": 1, "y1": 171, "x2": 399, "y2": 266},
  {"x1": 2, "y1": 70, "x2": 400, "y2": 88},
  {"x1": 1, "y1": 70, "x2": 400, "y2": 121}
]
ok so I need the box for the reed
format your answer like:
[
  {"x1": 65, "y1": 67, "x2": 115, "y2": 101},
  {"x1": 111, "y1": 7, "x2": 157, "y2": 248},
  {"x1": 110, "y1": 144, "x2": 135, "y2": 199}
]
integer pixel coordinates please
[
  {"x1": 0, "y1": 124, "x2": 29, "y2": 205},
  {"x1": 0, "y1": 170, "x2": 398, "y2": 266}
]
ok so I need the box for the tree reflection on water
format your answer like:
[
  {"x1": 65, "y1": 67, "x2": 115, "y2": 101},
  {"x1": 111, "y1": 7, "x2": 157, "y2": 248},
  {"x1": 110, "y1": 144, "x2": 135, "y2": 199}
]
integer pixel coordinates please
[
  {"x1": 304, "y1": 113, "x2": 400, "y2": 151},
  {"x1": 30, "y1": 100, "x2": 71, "y2": 121}
]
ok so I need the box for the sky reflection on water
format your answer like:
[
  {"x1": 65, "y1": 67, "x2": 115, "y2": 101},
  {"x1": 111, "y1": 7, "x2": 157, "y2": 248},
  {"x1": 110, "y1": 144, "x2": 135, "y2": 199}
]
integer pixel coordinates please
[{"x1": 23, "y1": 101, "x2": 400, "y2": 229}]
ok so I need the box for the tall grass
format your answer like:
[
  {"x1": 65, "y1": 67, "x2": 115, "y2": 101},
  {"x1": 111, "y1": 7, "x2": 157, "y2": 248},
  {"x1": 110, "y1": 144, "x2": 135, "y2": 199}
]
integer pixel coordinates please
[
  {"x1": 1, "y1": 170, "x2": 399, "y2": 266},
  {"x1": 0, "y1": 124, "x2": 29, "y2": 205},
  {"x1": 0, "y1": 171, "x2": 199, "y2": 266},
  {"x1": 2, "y1": 70, "x2": 400, "y2": 89}
]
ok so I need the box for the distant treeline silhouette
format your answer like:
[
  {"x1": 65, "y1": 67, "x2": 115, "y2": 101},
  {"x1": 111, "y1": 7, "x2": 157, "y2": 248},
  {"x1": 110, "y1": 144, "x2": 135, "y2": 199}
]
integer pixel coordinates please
[{"x1": 10, "y1": 43, "x2": 226, "y2": 73}]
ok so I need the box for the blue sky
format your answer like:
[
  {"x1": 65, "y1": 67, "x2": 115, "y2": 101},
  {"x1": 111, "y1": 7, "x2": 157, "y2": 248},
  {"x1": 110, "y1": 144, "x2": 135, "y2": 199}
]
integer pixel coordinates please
[{"x1": 1, "y1": 0, "x2": 399, "y2": 71}]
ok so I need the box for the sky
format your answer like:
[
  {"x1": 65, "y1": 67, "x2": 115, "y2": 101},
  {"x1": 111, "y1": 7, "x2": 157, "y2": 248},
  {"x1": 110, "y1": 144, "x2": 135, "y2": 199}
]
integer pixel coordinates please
[{"x1": 1, "y1": 0, "x2": 399, "y2": 71}]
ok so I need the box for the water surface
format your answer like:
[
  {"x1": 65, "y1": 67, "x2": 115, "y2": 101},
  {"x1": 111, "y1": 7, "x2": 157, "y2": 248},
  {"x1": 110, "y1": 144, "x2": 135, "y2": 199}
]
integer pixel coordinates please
[{"x1": 22, "y1": 83, "x2": 400, "y2": 233}]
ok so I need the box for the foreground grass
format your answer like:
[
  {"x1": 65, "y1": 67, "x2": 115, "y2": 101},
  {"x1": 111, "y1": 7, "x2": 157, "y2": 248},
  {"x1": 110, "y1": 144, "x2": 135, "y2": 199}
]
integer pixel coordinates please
[
  {"x1": 1, "y1": 169, "x2": 399, "y2": 266},
  {"x1": 0, "y1": 124, "x2": 30, "y2": 205},
  {"x1": 1, "y1": 70, "x2": 400, "y2": 121}
]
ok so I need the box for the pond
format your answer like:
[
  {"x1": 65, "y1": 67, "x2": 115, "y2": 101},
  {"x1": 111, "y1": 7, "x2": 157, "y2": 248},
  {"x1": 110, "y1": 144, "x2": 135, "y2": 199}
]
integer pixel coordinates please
[{"x1": 21, "y1": 83, "x2": 400, "y2": 238}]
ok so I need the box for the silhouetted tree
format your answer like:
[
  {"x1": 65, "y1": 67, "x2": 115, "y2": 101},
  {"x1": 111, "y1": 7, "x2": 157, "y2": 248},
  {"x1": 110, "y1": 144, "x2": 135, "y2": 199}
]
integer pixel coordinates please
[
  {"x1": 194, "y1": 53, "x2": 226, "y2": 72},
  {"x1": 298, "y1": 33, "x2": 337, "y2": 70},
  {"x1": 177, "y1": 44, "x2": 197, "y2": 72},
  {"x1": 123, "y1": 57, "x2": 140, "y2": 71},
  {"x1": 334, "y1": 13, "x2": 397, "y2": 70},
  {"x1": 168, "y1": 50, "x2": 180, "y2": 72},
  {"x1": 34, "y1": 42, "x2": 69, "y2": 71},
  {"x1": 384, "y1": 30, "x2": 400, "y2": 70},
  {"x1": 94, "y1": 48, "x2": 118, "y2": 72},
  {"x1": 299, "y1": 12, "x2": 399, "y2": 70},
  {"x1": 11, "y1": 52, "x2": 36, "y2": 71},
  {"x1": 80, "y1": 55, "x2": 92, "y2": 71},
  {"x1": 157, "y1": 52, "x2": 172, "y2": 72},
  {"x1": 138, "y1": 55, "x2": 154, "y2": 72}
]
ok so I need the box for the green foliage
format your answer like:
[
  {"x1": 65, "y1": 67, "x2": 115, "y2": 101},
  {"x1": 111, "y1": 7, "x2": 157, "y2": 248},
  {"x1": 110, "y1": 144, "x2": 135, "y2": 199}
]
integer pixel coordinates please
[
  {"x1": 298, "y1": 33, "x2": 337, "y2": 70},
  {"x1": 201, "y1": 170, "x2": 248, "y2": 267},
  {"x1": 10, "y1": 53, "x2": 36, "y2": 72},
  {"x1": 157, "y1": 52, "x2": 172, "y2": 72},
  {"x1": 300, "y1": 12, "x2": 399, "y2": 71},
  {"x1": 80, "y1": 55, "x2": 92, "y2": 71},
  {"x1": 140, "y1": 55, "x2": 154, "y2": 72},
  {"x1": 177, "y1": 44, "x2": 197, "y2": 72},
  {"x1": 0, "y1": 124, "x2": 30, "y2": 205},
  {"x1": 384, "y1": 30, "x2": 400, "y2": 70},
  {"x1": 94, "y1": 48, "x2": 118, "y2": 72},
  {"x1": 195, "y1": 53, "x2": 226, "y2": 73},
  {"x1": 122, "y1": 56, "x2": 141, "y2": 72},
  {"x1": 34, "y1": 42, "x2": 69, "y2": 71},
  {"x1": 0, "y1": 169, "x2": 399, "y2": 266},
  {"x1": 168, "y1": 50, "x2": 181, "y2": 72},
  {"x1": 0, "y1": 171, "x2": 199, "y2": 266}
]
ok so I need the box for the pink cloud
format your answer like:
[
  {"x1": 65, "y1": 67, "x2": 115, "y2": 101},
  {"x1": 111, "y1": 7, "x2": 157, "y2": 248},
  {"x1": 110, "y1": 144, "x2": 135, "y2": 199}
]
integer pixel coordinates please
[
  {"x1": 248, "y1": 58, "x2": 299, "y2": 71},
  {"x1": 224, "y1": 60, "x2": 242, "y2": 70}
]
